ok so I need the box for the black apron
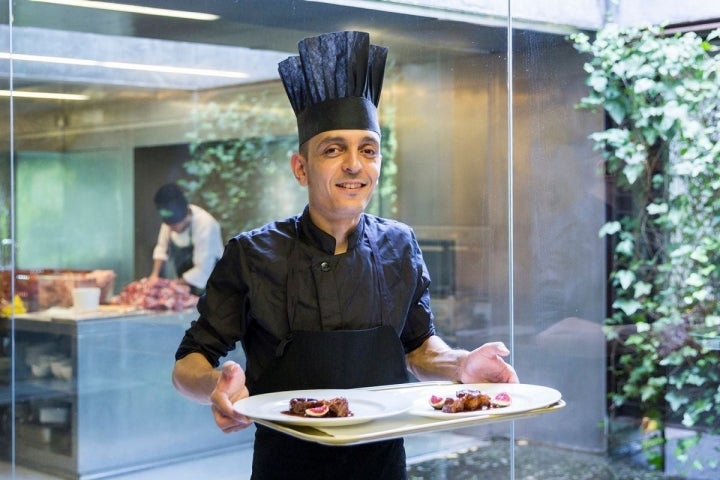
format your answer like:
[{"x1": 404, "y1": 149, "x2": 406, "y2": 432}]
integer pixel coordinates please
[
  {"x1": 248, "y1": 220, "x2": 410, "y2": 480},
  {"x1": 168, "y1": 223, "x2": 204, "y2": 296}
]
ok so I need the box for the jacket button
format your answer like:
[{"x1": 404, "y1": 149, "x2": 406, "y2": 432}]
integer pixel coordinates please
[{"x1": 320, "y1": 261, "x2": 331, "y2": 272}]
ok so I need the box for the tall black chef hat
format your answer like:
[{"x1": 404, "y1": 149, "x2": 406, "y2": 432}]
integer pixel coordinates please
[
  {"x1": 278, "y1": 31, "x2": 388, "y2": 145},
  {"x1": 154, "y1": 183, "x2": 189, "y2": 225}
]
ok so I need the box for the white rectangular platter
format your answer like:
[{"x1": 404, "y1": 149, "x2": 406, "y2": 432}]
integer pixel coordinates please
[{"x1": 236, "y1": 381, "x2": 565, "y2": 446}]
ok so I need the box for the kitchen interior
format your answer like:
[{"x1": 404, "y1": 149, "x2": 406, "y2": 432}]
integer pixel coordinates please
[{"x1": 0, "y1": 1, "x2": 617, "y2": 478}]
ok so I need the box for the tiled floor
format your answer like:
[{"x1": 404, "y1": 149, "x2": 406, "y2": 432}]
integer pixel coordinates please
[
  {"x1": 0, "y1": 431, "x2": 480, "y2": 479},
  {"x1": 4, "y1": 447, "x2": 254, "y2": 480},
  {"x1": 3, "y1": 428, "x2": 713, "y2": 480},
  {"x1": 407, "y1": 439, "x2": 681, "y2": 480}
]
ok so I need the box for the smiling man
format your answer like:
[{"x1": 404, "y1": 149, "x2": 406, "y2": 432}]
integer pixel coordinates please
[
  {"x1": 292, "y1": 130, "x2": 381, "y2": 252},
  {"x1": 171, "y1": 31, "x2": 518, "y2": 479}
]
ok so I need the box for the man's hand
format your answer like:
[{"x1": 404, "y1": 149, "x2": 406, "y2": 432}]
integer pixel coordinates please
[
  {"x1": 406, "y1": 335, "x2": 519, "y2": 384},
  {"x1": 209, "y1": 361, "x2": 253, "y2": 433},
  {"x1": 460, "y1": 342, "x2": 519, "y2": 384}
]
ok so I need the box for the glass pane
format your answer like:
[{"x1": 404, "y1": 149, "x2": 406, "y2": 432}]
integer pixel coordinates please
[
  {"x1": 9, "y1": 1, "x2": 718, "y2": 480},
  {"x1": 510, "y1": 26, "x2": 607, "y2": 451},
  {"x1": 0, "y1": 1, "x2": 513, "y2": 478},
  {"x1": 512, "y1": 3, "x2": 720, "y2": 480},
  {"x1": 0, "y1": 0, "x2": 12, "y2": 474}
]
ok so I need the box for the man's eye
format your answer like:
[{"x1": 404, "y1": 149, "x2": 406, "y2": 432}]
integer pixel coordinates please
[{"x1": 324, "y1": 147, "x2": 341, "y2": 156}]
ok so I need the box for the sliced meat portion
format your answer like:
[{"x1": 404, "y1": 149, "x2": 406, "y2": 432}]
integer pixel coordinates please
[
  {"x1": 325, "y1": 397, "x2": 351, "y2": 417},
  {"x1": 289, "y1": 398, "x2": 322, "y2": 415},
  {"x1": 434, "y1": 388, "x2": 498, "y2": 413},
  {"x1": 287, "y1": 396, "x2": 352, "y2": 417}
]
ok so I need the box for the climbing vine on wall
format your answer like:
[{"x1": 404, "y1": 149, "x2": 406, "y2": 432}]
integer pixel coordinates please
[{"x1": 572, "y1": 24, "x2": 720, "y2": 472}]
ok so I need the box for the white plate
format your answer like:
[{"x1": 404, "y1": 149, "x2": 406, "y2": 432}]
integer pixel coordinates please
[
  {"x1": 409, "y1": 383, "x2": 562, "y2": 419},
  {"x1": 233, "y1": 389, "x2": 411, "y2": 427}
]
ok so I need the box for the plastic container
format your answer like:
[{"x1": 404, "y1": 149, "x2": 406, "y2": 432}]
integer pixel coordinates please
[{"x1": 72, "y1": 287, "x2": 101, "y2": 312}]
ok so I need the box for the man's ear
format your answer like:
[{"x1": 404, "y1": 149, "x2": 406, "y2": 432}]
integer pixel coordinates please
[{"x1": 290, "y1": 153, "x2": 308, "y2": 186}]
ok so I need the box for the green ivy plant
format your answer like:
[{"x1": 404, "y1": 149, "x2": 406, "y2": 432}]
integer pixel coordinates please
[
  {"x1": 180, "y1": 92, "x2": 299, "y2": 236},
  {"x1": 572, "y1": 25, "x2": 720, "y2": 473},
  {"x1": 181, "y1": 90, "x2": 398, "y2": 238}
]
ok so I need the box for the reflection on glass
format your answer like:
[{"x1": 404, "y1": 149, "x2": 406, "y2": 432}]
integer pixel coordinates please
[{"x1": 2, "y1": 1, "x2": 717, "y2": 479}]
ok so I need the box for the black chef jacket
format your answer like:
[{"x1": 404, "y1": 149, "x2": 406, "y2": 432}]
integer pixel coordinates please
[
  {"x1": 175, "y1": 206, "x2": 437, "y2": 478},
  {"x1": 176, "y1": 206, "x2": 436, "y2": 377}
]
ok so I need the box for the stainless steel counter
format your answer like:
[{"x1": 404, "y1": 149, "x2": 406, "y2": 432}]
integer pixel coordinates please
[{"x1": 1, "y1": 309, "x2": 251, "y2": 479}]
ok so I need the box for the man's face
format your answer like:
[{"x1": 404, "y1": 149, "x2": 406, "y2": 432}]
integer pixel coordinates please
[
  {"x1": 292, "y1": 129, "x2": 381, "y2": 227},
  {"x1": 167, "y1": 214, "x2": 190, "y2": 233}
]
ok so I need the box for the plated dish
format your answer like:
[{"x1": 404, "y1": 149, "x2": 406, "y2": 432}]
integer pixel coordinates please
[
  {"x1": 233, "y1": 388, "x2": 411, "y2": 427},
  {"x1": 409, "y1": 383, "x2": 562, "y2": 419}
]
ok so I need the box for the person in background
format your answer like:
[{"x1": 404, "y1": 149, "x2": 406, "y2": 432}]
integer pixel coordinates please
[
  {"x1": 171, "y1": 31, "x2": 518, "y2": 479},
  {"x1": 150, "y1": 182, "x2": 223, "y2": 296}
]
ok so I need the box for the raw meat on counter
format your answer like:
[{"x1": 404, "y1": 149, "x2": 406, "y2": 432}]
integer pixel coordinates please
[{"x1": 113, "y1": 278, "x2": 198, "y2": 311}]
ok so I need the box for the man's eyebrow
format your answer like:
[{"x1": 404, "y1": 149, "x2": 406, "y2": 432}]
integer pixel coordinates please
[
  {"x1": 316, "y1": 136, "x2": 347, "y2": 147},
  {"x1": 360, "y1": 136, "x2": 380, "y2": 146},
  {"x1": 317, "y1": 135, "x2": 379, "y2": 145},
  {"x1": 313, "y1": 135, "x2": 380, "y2": 155}
]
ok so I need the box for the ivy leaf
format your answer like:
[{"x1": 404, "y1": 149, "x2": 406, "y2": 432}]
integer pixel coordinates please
[
  {"x1": 604, "y1": 100, "x2": 626, "y2": 124},
  {"x1": 616, "y1": 270, "x2": 636, "y2": 289},
  {"x1": 633, "y1": 281, "x2": 652, "y2": 298},
  {"x1": 689, "y1": 247, "x2": 709, "y2": 264},
  {"x1": 682, "y1": 412, "x2": 697, "y2": 428},
  {"x1": 613, "y1": 298, "x2": 642, "y2": 316},
  {"x1": 599, "y1": 221, "x2": 621, "y2": 237},
  {"x1": 685, "y1": 373, "x2": 706, "y2": 387},
  {"x1": 670, "y1": 244, "x2": 693, "y2": 258},
  {"x1": 646, "y1": 202, "x2": 668, "y2": 215},
  {"x1": 623, "y1": 162, "x2": 644, "y2": 185},
  {"x1": 634, "y1": 77, "x2": 655, "y2": 94},
  {"x1": 589, "y1": 71, "x2": 608, "y2": 92},
  {"x1": 615, "y1": 238, "x2": 634, "y2": 256},
  {"x1": 640, "y1": 383, "x2": 659, "y2": 402},
  {"x1": 637, "y1": 322, "x2": 653, "y2": 333},
  {"x1": 685, "y1": 273, "x2": 705, "y2": 287}
]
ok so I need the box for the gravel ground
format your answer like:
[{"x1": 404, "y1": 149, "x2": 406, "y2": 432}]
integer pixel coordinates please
[{"x1": 407, "y1": 439, "x2": 686, "y2": 480}]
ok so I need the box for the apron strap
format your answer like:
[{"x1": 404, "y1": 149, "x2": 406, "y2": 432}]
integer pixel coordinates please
[{"x1": 168, "y1": 221, "x2": 194, "y2": 278}]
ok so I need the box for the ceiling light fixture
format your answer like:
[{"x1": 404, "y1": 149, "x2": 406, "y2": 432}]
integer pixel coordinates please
[
  {"x1": 0, "y1": 52, "x2": 250, "y2": 79},
  {"x1": 0, "y1": 90, "x2": 88, "y2": 100},
  {"x1": 29, "y1": 0, "x2": 219, "y2": 21}
]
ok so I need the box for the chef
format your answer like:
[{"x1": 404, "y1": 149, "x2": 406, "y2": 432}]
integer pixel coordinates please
[
  {"x1": 171, "y1": 31, "x2": 518, "y2": 479},
  {"x1": 150, "y1": 182, "x2": 223, "y2": 296}
]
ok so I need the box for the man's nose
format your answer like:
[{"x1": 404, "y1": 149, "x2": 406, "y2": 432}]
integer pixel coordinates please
[{"x1": 342, "y1": 151, "x2": 362, "y2": 172}]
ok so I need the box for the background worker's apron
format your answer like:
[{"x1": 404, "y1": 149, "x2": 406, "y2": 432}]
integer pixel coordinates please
[
  {"x1": 167, "y1": 223, "x2": 204, "y2": 296},
  {"x1": 248, "y1": 222, "x2": 411, "y2": 479}
]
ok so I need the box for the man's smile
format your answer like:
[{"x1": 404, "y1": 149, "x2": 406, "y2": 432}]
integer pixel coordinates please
[{"x1": 336, "y1": 181, "x2": 367, "y2": 189}]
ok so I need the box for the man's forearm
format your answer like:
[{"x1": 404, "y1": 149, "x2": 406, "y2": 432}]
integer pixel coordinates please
[
  {"x1": 150, "y1": 259, "x2": 165, "y2": 278},
  {"x1": 406, "y1": 335, "x2": 469, "y2": 382},
  {"x1": 172, "y1": 352, "x2": 221, "y2": 404}
]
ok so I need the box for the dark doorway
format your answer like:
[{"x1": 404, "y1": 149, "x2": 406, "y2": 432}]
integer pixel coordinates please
[{"x1": 133, "y1": 144, "x2": 190, "y2": 282}]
